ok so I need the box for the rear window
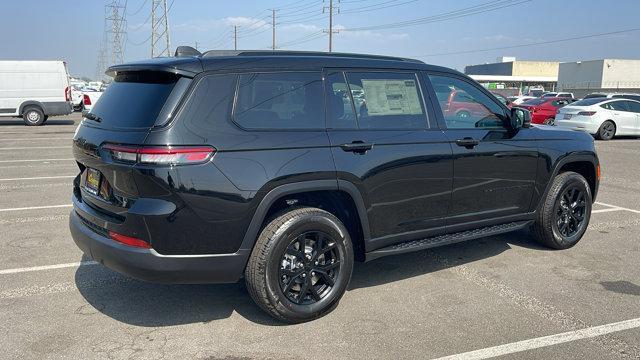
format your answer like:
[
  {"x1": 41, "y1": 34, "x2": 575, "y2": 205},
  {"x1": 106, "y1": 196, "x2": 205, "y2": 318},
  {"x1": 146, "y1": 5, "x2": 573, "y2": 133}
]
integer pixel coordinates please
[
  {"x1": 572, "y1": 98, "x2": 606, "y2": 106},
  {"x1": 89, "y1": 71, "x2": 181, "y2": 129}
]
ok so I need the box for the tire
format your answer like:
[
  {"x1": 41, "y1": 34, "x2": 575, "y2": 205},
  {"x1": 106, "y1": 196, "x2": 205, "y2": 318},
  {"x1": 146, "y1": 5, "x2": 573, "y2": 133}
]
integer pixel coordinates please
[
  {"x1": 22, "y1": 106, "x2": 45, "y2": 126},
  {"x1": 43, "y1": 115, "x2": 49, "y2": 123},
  {"x1": 245, "y1": 207, "x2": 354, "y2": 323},
  {"x1": 531, "y1": 171, "x2": 592, "y2": 249},
  {"x1": 543, "y1": 118, "x2": 555, "y2": 126},
  {"x1": 596, "y1": 120, "x2": 616, "y2": 140}
]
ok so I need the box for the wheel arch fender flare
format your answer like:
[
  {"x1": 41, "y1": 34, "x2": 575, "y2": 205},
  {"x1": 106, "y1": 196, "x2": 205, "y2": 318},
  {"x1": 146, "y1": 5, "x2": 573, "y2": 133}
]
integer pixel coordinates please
[
  {"x1": 238, "y1": 179, "x2": 371, "y2": 251},
  {"x1": 538, "y1": 153, "x2": 599, "y2": 210},
  {"x1": 19, "y1": 100, "x2": 45, "y2": 115}
]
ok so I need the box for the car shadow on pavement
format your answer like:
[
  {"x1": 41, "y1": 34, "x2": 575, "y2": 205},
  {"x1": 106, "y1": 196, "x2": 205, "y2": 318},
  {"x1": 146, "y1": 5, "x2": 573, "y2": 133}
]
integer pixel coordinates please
[{"x1": 74, "y1": 230, "x2": 540, "y2": 326}]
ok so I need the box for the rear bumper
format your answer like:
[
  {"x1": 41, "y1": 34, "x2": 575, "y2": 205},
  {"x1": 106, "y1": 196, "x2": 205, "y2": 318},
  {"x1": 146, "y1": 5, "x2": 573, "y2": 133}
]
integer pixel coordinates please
[
  {"x1": 555, "y1": 119, "x2": 599, "y2": 134},
  {"x1": 69, "y1": 209, "x2": 250, "y2": 284}
]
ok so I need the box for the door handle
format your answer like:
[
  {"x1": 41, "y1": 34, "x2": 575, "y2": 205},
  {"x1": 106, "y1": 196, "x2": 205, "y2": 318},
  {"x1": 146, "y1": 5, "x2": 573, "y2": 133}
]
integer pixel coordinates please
[
  {"x1": 455, "y1": 137, "x2": 480, "y2": 149},
  {"x1": 340, "y1": 141, "x2": 374, "y2": 154}
]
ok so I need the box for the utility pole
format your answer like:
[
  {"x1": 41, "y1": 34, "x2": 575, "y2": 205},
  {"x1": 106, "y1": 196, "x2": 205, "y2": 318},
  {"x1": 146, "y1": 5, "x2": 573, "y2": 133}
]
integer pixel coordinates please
[
  {"x1": 105, "y1": 1, "x2": 126, "y2": 65},
  {"x1": 323, "y1": 0, "x2": 339, "y2": 52},
  {"x1": 271, "y1": 9, "x2": 276, "y2": 50},
  {"x1": 234, "y1": 26, "x2": 238, "y2": 50},
  {"x1": 195, "y1": 41, "x2": 199, "y2": 50},
  {"x1": 151, "y1": 0, "x2": 171, "y2": 57}
]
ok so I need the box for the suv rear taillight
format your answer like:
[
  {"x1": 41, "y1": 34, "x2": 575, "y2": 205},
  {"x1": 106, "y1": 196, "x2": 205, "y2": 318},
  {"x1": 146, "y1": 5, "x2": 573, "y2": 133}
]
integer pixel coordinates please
[
  {"x1": 83, "y1": 94, "x2": 91, "y2": 105},
  {"x1": 65, "y1": 86, "x2": 71, "y2": 101},
  {"x1": 103, "y1": 144, "x2": 215, "y2": 165}
]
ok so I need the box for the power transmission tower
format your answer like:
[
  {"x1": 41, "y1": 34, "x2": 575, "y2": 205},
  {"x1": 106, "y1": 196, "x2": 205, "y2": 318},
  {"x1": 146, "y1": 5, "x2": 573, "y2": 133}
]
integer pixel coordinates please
[
  {"x1": 234, "y1": 26, "x2": 238, "y2": 50},
  {"x1": 105, "y1": 1, "x2": 127, "y2": 65},
  {"x1": 323, "y1": 0, "x2": 339, "y2": 52},
  {"x1": 151, "y1": 0, "x2": 171, "y2": 57},
  {"x1": 271, "y1": 9, "x2": 277, "y2": 50}
]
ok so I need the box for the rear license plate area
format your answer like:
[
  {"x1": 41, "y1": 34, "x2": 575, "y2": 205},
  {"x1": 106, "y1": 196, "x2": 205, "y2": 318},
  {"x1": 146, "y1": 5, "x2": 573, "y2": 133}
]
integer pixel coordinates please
[{"x1": 84, "y1": 168, "x2": 101, "y2": 195}]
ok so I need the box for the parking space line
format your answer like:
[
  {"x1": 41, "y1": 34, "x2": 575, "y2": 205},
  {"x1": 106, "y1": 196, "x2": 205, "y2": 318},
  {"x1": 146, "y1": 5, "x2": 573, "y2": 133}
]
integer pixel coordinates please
[
  {"x1": 0, "y1": 204, "x2": 72, "y2": 212},
  {"x1": 591, "y1": 208, "x2": 624, "y2": 214},
  {"x1": 0, "y1": 175, "x2": 75, "y2": 182},
  {"x1": 0, "y1": 138, "x2": 71, "y2": 141},
  {"x1": 0, "y1": 158, "x2": 74, "y2": 163},
  {"x1": 0, "y1": 261, "x2": 97, "y2": 275},
  {"x1": 595, "y1": 201, "x2": 640, "y2": 214},
  {"x1": 0, "y1": 146, "x2": 69, "y2": 150},
  {"x1": 432, "y1": 317, "x2": 640, "y2": 360}
]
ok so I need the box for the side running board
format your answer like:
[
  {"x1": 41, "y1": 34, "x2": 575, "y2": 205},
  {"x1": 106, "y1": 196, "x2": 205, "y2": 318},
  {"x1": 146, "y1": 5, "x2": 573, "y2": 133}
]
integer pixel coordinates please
[{"x1": 365, "y1": 221, "x2": 533, "y2": 261}]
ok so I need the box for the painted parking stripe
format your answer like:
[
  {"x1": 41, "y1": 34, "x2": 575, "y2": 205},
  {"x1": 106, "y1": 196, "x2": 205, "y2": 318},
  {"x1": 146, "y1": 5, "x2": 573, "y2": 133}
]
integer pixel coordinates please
[
  {"x1": 595, "y1": 201, "x2": 640, "y2": 214},
  {"x1": 432, "y1": 317, "x2": 640, "y2": 360},
  {"x1": 0, "y1": 175, "x2": 75, "y2": 182},
  {"x1": 0, "y1": 261, "x2": 97, "y2": 275},
  {"x1": 0, "y1": 204, "x2": 72, "y2": 212},
  {"x1": 0, "y1": 158, "x2": 74, "y2": 163},
  {"x1": 0, "y1": 146, "x2": 69, "y2": 150},
  {"x1": 591, "y1": 208, "x2": 624, "y2": 214},
  {"x1": 0, "y1": 138, "x2": 71, "y2": 141}
]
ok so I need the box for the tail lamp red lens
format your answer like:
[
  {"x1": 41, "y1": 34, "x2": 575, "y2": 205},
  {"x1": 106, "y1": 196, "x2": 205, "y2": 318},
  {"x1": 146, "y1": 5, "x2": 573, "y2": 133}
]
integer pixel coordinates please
[
  {"x1": 65, "y1": 86, "x2": 71, "y2": 102},
  {"x1": 108, "y1": 231, "x2": 151, "y2": 249},
  {"x1": 578, "y1": 111, "x2": 597, "y2": 116},
  {"x1": 83, "y1": 94, "x2": 92, "y2": 105},
  {"x1": 103, "y1": 144, "x2": 215, "y2": 165}
]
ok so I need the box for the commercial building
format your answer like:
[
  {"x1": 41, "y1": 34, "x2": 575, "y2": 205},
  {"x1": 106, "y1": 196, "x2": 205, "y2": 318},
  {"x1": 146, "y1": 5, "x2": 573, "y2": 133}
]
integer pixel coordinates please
[
  {"x1": 558, "y1": 59, "x2": 640, "y2": 97},
  {"x1": 465, "y1": 57, "x2": 559, "y2": 95}
]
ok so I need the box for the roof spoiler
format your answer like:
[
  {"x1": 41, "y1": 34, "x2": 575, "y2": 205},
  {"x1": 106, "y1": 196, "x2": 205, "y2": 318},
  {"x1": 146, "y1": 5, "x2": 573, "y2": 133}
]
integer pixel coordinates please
[{"x1": 174, "y1": 46, "x2": 202, "y2": 57}]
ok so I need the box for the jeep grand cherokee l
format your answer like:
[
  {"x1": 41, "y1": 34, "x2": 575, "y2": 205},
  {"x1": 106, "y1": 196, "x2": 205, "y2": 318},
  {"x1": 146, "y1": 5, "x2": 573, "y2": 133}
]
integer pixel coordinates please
[{"x1": 70, "y1": 49, "x2": 599, "y2": 323}]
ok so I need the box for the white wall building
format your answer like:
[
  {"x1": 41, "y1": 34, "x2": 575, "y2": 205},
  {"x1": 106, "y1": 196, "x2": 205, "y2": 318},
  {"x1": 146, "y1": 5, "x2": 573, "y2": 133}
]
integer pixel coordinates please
[{"x1": 558, "y1": 59, "x2": 640, "y2": 97}]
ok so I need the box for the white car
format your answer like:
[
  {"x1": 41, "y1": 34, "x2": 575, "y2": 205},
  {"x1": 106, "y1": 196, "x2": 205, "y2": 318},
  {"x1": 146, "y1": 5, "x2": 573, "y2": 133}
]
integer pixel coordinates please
[
  {"x1": 583, "y1": 92, "x2": 640, "y2": 102},
  {"x1": 541, "y1": 92, "x2": 575, "y2": 99},
  {"x1": 507, "y1": 95, "x2": 537, "y2": 105},
  {"x1": 81, "y1": 89, "x2": 103, "y2": 113},
  {"x1": 555, "y1": 97, "x2": 640, "y2": 140}
]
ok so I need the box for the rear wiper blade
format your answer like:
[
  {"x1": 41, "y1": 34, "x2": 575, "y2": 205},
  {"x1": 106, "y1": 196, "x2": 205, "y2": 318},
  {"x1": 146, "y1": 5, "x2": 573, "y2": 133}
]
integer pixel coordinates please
[{"x1": 84, "y1": 112, "x2": 102, "y2": 123}]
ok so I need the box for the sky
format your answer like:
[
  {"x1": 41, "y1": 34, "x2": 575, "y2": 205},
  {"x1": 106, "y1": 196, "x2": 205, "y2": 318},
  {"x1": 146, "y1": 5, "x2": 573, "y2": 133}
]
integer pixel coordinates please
[{"x1": 2, "y1": 0, "x2": 640, "y2": 79}]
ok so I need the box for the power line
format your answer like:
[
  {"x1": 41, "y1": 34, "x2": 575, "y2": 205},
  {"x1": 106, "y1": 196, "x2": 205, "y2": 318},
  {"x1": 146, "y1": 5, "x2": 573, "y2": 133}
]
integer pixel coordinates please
[
  {"x1": 126, "y1": 0, "x2": 148, "y2": 16},
  {"x1": 417, "y1": 27, "x2": 640, "y2": 57},
  {"x1": 340, "y1": 0, "x2": 420, "y2": 14}
]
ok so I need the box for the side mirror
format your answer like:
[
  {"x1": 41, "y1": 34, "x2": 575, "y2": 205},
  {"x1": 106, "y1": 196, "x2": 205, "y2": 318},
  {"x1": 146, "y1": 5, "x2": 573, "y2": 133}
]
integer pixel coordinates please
[{"x1": 510, "y1": 107, "x2": 531, "y2": 129}]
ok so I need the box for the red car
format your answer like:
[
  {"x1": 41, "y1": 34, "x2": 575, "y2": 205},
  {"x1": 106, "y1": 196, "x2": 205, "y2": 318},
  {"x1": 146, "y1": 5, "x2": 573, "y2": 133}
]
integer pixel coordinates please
[{"x1": 516, "y1": 97, "x2": 571, "y2": 125}]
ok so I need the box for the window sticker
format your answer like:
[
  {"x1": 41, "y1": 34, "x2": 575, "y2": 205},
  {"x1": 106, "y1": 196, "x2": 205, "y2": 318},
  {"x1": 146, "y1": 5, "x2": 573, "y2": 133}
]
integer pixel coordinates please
[{"x1": 360, "y1": 79, "x2": 423, "y2": 116}]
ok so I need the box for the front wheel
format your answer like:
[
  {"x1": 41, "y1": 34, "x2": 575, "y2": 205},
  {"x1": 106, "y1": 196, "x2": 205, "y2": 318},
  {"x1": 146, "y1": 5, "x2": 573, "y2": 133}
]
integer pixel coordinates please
[
  {"x1": 531, "y1": 171, "x2": 592, "y2": 249},
  {"x1": 543, "y1": 118, "x2": 555, "y2": 125},
  {"x1": 245, "y1": 207, "x2": 354, "y2": 323}
]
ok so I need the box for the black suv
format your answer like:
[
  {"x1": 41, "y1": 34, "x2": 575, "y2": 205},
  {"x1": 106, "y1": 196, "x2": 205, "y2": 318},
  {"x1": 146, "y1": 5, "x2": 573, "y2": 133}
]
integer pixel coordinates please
[{"x1": 70, "y1": 49, "x2": 599, "y2": 323}]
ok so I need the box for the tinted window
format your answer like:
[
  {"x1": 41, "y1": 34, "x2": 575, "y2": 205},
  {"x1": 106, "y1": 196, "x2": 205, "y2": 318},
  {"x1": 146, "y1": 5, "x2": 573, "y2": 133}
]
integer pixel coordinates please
[
  {"x1": 90, "y1": 71, "x2": 181, "y2": 129},
  {"x1": 602, "y1": 101, "x2": 629, "y2": 111},
  {"x1": 551, "y1": 100, "x2": 569, "y2": 107},
  {"x1": 429, "y1": 74, "x2": 506, "y2": 129},
  {"x1": 174, "y1": 74, "x2": 236, "y2": 133},
  {"x1": 572, "y1": 98, "x2": 606, "y2": 106},
  {"x1": 618, "y1": 94, "x2": 640, "y2": 102},
  {"x1": 325, "y1": 71, "x2": 357, "y2": 129},
  {"x1": 627, "y1": 101, "x2": 640, "y2": 113},
  {"x1": 345, "y1": 72, "x2": 427, "y2": 129},
  {"x1": 234, "y1": 72, "x2": 324, "y2": 130},
  {"x1": 557, "y1": 93, "x2": 572, "y2": 98},
  {"x1": 584, "y1": 93, "x2": 606, "y2": 99}
]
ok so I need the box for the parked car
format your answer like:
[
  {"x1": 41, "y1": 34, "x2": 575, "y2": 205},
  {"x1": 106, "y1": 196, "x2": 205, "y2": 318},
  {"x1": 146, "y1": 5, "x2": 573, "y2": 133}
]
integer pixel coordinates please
[
  {"x1": 583, "y1": 92, "x2": 640, "y2": 102},
  {"x1": 71, "y1": 85, "x2": 85, "y2": 111},
  {"x1": 516, "y1": 97, "x2": 572, "y2": 125},
  {"x1": 70, "y1": 49, "x2": 599, "y2": 323},
  {"x1": 541, "y1": 92, "x2": 575, "y2": 99},
  {"x1": 0, "y1": 60, "x2": 73, "y2": 125},
  {"x1": 508, "y1": 95, "x2": 537, "y2": 105},
  {"x1": 555, "y1": 97, "x2": 640, "y2": 140},
  {"x1": 81, "y1": 89, "x2": 103, "y2": 113},
  {"x1": 436, "y1": 88, "x2": 512, "y2": 119},
  {"x1": 525, "y1": 87, "x2": 545, "y2": 97}
]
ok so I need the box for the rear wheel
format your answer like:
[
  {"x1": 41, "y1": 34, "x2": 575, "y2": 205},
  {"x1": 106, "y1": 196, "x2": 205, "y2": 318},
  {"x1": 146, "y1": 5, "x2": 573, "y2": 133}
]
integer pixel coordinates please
[
  {"x1": 596, "y1": 120, "x2": 616, "y2": 140},
  {"x1": 245, "y1": 207, "x2": 353, "y2": 323},
  {"x1": 543, "y1": 118, "x2": 555, "y2": 125},
  {"x1": 532, "y1": 171, "x2": 592, "y2": 249},
  {"x1": 23, "y1": 106, "x2": 45, "y2": 126}
]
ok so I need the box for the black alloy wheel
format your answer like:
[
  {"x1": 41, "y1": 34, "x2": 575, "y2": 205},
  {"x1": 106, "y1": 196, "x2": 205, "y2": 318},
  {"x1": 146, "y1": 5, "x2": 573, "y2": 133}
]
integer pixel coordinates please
[
  {"x1": 279, "y1": 231, "x2": 341, "y2": 305},
  {"x1": 553, "y1": 186, "x2": 587, "y2": 238}
]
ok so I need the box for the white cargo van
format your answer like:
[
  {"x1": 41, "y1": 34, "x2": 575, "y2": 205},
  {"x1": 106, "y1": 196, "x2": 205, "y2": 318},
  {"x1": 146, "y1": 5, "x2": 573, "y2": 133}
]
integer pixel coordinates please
[{"x1": 0, "y1": 60, "x2": 73, "y2": 125}]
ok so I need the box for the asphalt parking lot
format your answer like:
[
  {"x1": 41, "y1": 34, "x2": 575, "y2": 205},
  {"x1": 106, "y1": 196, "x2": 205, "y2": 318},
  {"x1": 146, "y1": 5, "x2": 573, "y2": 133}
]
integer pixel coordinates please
[{"x1": 1, "y1": 114, "x2": 639, "y2": 359}]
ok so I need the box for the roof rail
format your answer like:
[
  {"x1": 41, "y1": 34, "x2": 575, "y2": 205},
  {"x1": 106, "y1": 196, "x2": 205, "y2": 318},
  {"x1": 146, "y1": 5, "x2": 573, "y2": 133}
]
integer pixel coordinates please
[{"x1": 200, "y1": 49, "x2": 422, "y2": 63}]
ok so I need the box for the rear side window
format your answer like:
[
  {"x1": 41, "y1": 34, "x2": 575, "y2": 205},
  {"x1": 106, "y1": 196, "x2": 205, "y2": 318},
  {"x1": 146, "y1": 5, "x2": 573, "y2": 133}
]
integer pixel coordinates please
[
  {"x1": 602, "y1": 101, "x2": 629, "y2": 111},
  {"x1": 345, "y1": 71, "x2": 427, "y2": 129},
  {"x1": 234, "y1": 72, "x2": 324, "y2": 130},
  {"x1": 627, "y1": 101, "x2": 640, "y2": 113},
  {"x1": 90, "y1": 71, "x2": 182, "y2": 129}
]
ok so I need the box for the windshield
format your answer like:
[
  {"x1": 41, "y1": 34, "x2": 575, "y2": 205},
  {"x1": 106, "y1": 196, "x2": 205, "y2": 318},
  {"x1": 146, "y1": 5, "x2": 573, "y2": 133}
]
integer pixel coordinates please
[
  {"x1": 571, "y1": 98, "x2": 607, "y2": 106},
  {"x1": 522, "y1": 98, "x2": 547, "y2": 105},
  {"x1": 89, "y1": 71, "x2": 180, "y2": 129}
]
